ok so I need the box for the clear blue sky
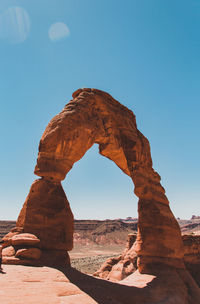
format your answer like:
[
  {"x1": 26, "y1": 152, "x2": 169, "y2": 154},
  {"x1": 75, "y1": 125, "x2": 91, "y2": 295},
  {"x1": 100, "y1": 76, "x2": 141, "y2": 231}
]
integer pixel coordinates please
[{"x1": 0, "y1": 0, "x2": 199, "y2": 220}]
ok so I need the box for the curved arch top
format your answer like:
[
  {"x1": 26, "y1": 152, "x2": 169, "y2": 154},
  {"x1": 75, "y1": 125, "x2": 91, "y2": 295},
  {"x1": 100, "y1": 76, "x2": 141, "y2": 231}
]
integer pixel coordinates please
[
  {"x1": 35, "y1": 88, "x2": 146, "y2": 179},
  {"x1": 35, "y1": 88, "x2": 160, "y2": 202}
]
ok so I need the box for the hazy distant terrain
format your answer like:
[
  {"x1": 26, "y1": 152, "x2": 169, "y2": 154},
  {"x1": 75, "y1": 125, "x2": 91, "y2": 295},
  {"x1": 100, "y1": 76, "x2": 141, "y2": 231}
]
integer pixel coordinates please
[
  {"x1": 0, "y1": 218, "x2": 138, "y2": 244},
  {"x1": 0, "y1": 221, "x2": 16, "y2": 239},
  {"x1": 1, "y1": 217, "x2": 200, "y2": 241}
]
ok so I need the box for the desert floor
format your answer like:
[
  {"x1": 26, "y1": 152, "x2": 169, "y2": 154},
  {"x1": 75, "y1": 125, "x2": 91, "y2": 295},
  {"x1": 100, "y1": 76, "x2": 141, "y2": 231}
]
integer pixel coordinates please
[{"x1": 69, "y1": 243, "x2": 124, "y2": 274}]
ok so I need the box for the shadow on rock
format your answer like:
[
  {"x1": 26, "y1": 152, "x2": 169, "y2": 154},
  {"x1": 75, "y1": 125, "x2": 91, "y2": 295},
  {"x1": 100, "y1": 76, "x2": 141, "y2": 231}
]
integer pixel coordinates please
[{"x1": 56, "y1": 265, "x2": 200, "y2": 304}]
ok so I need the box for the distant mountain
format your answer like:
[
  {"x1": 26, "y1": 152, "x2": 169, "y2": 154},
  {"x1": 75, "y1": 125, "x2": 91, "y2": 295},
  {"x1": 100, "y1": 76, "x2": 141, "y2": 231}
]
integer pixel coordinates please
[
  {"x1": 1, "y1": 217, "x2": 200, "y2": 245},
  {"x1": 191, "y1": 215, "x2": 200, "y2": 220},
  {"x1": 0, "y1": 221, "x2": 16, "y2": 239}
]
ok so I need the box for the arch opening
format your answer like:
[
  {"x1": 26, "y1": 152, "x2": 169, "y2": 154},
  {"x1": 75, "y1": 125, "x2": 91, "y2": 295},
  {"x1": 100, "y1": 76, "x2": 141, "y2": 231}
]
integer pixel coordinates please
[{"x1": 63, "y1": 143, "x2": 137, "y2": 220}]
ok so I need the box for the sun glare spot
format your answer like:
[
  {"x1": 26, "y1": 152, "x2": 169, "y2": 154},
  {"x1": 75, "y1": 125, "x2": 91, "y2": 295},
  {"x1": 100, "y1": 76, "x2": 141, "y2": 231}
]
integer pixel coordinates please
[
  {"x1": 0, "y1": 6, "x2": 30, "y2": 44},
  {"x1": 48, "y1": 22, "x2": 70, "y2": 42}
]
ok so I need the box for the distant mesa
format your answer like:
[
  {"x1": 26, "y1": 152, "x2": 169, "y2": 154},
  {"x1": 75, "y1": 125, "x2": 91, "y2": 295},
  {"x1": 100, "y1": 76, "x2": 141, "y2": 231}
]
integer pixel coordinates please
[
  {"x1": 1, "y1": 217, "x2": 200, "y2": 243},
  {"x1": 191, "y1": 215, "x2": 200, "y2": 220},
  {"x1": 2, "y1": 88, "x2": 200, "y2": 303}
]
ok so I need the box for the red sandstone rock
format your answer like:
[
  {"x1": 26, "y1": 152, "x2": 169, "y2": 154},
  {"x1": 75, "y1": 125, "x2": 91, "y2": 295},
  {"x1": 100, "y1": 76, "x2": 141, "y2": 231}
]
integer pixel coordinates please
[
  {"x1": 94, "y1": 233, "x2": 137, "y2": 281},
  {"x1": 11, "y1": 233, "x2": 40, "y2": 246},
  {"x1": 94, "y1": 255, "x2": 122, "y2": 280},
  {"x1": 39, "y1": 249, "x2": 70, "y2": 267},
  {"x1": 2, "y1": 246, "x2": 15, "y2": 257},
  {"x1": 16, "y1": 179, "x2": 73, "y2": 252},
  {"x1": 2, "y1": 227, "x2": 23, "y2": 247},
  {"x1": 15, "y1": 248, "x2": 42, "y2": 260},
  {"x1": 183, "y1": 234, "x2": 200, "y2": 287},
  {"x1": 3, "y1": 250, "x2": 70, "y2": 267},
  {"x1": 2, "y1": 256, "x2": 35, "y2": 266},
  {"x1": 95, "y1": 233, "x2": 200, "y2": 288},
  {"x1": 33, "y1": 88, "x2": 184, "y2": 271},
  {"x1": 183, "y1": 234, "x2": 200, "y2": 261}
]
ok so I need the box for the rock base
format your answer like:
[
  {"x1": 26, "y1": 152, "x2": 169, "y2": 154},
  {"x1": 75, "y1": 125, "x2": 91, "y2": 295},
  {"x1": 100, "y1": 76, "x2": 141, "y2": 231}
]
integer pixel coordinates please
[
  {"x1": 2, "y1": 232, "x2": 70, "y2": 267},
  {"x1": 95, "y1": 233, "x2": 200, "y2": 288}
]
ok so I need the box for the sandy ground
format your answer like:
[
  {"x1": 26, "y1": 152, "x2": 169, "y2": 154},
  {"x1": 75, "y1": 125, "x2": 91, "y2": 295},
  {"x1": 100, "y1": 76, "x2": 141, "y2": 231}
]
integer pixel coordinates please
[
  {"x1": 69, "y1": 244, "x2": 124, "y2": 259},
  {"x1": 69, "y1": 244, "x2": 124, "y2": 274},
  {"x1": 70, "y1": 254, "x2": 120, "y2": 274}
]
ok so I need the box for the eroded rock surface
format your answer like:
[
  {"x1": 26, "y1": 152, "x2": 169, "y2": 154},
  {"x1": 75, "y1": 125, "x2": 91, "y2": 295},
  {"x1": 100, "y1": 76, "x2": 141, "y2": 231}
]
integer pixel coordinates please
[
  {"x1": 94, "y1": 233, "x2": 137, "y2": 281},
  {"x1": 11, "y1": 233, "x2": 40, "y2": 247},
  {"x1": 15, "y1": 248, "x2": 42, "y2": 260},
  {"x1": 183, "y1": 234, "x2": 200, "y2": 287},
  {"x1": 17, "y1": 179, "x2": 74, "y2": 251},
  {"x1": 3, "y1": 179, "x2": 73, "y2": 266},
  {"x1": 33, "y1": 88, "x2": 183, "y2": 271}
]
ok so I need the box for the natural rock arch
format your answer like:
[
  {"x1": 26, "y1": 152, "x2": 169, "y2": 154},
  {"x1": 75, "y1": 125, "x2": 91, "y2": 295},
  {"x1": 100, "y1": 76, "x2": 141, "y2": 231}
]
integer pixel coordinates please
[{"x1": 4, "y1": 88, "x2": 184, "y2": 271}]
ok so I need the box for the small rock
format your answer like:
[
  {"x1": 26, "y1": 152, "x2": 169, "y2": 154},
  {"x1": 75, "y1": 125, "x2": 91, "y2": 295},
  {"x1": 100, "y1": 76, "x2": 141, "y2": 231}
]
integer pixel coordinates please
[
  {"x1": 2, "y1": 231, "x2": 21, "y2": 247},
  {"x1": 15, "y1": 248, "x2": 42, "y2": 260},
  {"x1": 2, "y1": 246, "x2": 15, "y2": 257}
]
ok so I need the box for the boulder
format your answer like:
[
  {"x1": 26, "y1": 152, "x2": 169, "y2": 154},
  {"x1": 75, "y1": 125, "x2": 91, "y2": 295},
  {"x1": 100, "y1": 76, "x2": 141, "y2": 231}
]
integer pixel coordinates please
[
  {"x1": 2, "y1": 246, "x2": 15, "y2": 257},
  {"x1": 11, "y1": 233, "x2": 40, "y2": 247},
  {"x1": 2, "y1": 257, "x2": 35, "y2": 265},
  {"x1": 2, "y1": 227, "x2": 23, "y2": 247},
  {"x1": 15, "y1": 248, "x2": 42, "y2": 260}
]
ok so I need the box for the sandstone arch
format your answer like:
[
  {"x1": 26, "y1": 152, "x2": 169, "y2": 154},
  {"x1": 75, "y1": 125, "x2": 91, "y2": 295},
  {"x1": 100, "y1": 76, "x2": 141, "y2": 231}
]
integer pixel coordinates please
[{"x1": 4, "y1": 88, "x2": 184, "y2": 271}]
